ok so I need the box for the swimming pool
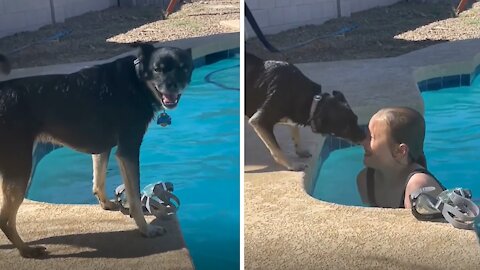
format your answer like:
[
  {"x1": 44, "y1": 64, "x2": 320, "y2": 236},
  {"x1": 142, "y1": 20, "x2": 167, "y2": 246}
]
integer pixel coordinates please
[
  {"x1": 27, "y1": 55, "x2": 240, "y2": 269},
  {"x1": 313, "y1": 69, "x2": 480, "y2": 206}
]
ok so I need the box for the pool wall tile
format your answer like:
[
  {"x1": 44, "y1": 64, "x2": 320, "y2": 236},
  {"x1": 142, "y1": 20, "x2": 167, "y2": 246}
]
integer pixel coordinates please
[
  {"x1": 426, "y1": 77, "x2": 442, "y2": 91},
  {"x1": 320, "y1": 141, "x2": 332, "y2": 163},
  {"x1": 33, "y1": 143, "x2": 61, "y2": 162},
  {"x1": 474, "y1": 65, "x2": 480, "y2": 78},
  {"x1": 228, "y1": 47, "x2": 240, "y2": 56},
  {"x1": 205, "y1": 50, "x2": 229, "y2": 64},
  {"x1": 442, "y1": 75, "x2": 460, "y2": 88},
  {"x1": 417, "y1": 65, "x2": 480, "y2": 92},
  {"x1": 193, "y1": 57, "x2": 206, "y2": 68},
  {"x1": 461, "y1": 74, "x2": 471, "y2": 86},
  {"x1": 194, "y1": 48, "x2": 239, "y2": 68},
  {"x1": 417, "y1": 80, "x2": 428, "y2": 92}
]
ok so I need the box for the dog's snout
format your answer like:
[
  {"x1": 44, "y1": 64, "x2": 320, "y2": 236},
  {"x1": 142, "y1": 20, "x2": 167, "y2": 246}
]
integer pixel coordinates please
[{"x1": 166, "y1": 81, "x2": 176, "y2": 89}]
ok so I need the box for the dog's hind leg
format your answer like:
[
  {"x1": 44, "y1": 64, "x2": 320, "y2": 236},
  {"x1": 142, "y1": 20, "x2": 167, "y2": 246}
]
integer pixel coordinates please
[
  {"x1": 115, "y1": 138, "x2": 166, "y2": 237},
  {"x1": 0, "y1": 140, "x2": 47, "y2": 258},
  {"x1": 249, "y1": 111, "x2": 306, "y2": 171},
  {"x1": 290, "y1": 126, "x2": 311, "y2": 158},
  {"x1": 92, "y1": 149, "x2": 118, "y2": 210}
]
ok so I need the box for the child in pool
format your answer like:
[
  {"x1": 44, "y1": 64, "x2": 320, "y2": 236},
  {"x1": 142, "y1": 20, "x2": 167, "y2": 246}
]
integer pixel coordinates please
[{"x1": 356, "y1": 107, "x2": 446, "y2": 208}]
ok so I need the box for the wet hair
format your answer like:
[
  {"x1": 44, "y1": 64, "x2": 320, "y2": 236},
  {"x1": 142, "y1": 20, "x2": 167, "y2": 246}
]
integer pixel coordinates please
[{"x1": 372, "y1": 107, "x2": 427, "y2": 168}]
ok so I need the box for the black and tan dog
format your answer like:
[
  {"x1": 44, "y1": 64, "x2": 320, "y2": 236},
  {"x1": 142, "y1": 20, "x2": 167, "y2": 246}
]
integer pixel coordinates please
[
  {"x1": 0, "y1": 44, "x2": 193, "y2": 257},
  {"x1": 245, "y1": 52, "x2": 365, "y2": 171}
]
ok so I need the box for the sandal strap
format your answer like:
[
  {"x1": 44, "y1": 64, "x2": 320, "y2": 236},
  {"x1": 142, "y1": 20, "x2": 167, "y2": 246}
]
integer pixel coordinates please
[
  {"x1": 115, "y1": 182, "x2": 180, "y2": 218},
  {"x1": 410, "y1": 186, "x2": 479, "y2": 230}
]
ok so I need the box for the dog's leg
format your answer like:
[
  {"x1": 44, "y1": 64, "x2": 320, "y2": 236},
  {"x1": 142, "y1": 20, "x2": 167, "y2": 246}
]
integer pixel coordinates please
[
  {"x1": 92, "y1": 149, "x2": 118, "y2": 210},
  {"x1": 115, "y1": 141, "x2": 165, "y2": 237},
  {"x1": 249, "y1": 111, "x2": 306, "y2": 171},
  {"x1": 0, "y1": 141, "x2": 47, "y2": 258},
  {"x1": 290, "y1": 126, "x2": 311, "y2": 158}
]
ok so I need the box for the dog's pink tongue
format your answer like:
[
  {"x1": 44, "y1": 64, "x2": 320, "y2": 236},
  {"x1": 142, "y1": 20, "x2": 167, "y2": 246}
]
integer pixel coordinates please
[{"x1": 162, "y1": 93, "x2": 178, "y2": 104}]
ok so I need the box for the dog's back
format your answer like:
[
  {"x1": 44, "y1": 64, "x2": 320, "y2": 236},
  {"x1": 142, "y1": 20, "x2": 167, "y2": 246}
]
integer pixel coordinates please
[
  {"x1": 0, "y1": 56, "x2": 154, "y2": 153},
  {"x1": 245, "y1": 52, "x2": 268, "y2": 117},
  {"x1": 245, "y1": 52, "x2": 321, "y2": 118}
]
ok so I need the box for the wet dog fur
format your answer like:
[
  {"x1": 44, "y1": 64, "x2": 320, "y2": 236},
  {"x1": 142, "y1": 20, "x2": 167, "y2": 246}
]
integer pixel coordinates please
[
  {"x1": 0, "y1": 44, "x2": 193, "y2": 257},
  {"x1": 245, "y1": 52, "x2": 365, "y2": 171}
]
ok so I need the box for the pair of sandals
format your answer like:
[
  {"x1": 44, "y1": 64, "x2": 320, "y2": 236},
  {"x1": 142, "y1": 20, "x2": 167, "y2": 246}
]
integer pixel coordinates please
[
  {"x1": 410, "y1": 187, "x2": 479, "y2": 231},
  {"x1": 115, "y1": 182, "x2": 180, "y2": 218}
]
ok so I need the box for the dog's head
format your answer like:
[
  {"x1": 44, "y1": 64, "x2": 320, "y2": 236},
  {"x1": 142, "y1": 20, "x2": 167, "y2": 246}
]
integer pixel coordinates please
[
  {"x1": 0, "y1": 54, "x2": 11, "y2": 75},
  {"x1": 310, "y1": 91, "x2": 365, "y2": 143},
  {"x1": 134, "y1": 43, "x2": 193, "y2": 109}
]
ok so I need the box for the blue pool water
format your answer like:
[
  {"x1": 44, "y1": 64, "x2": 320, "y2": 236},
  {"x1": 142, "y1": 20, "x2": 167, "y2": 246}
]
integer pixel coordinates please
[
  {"x1": 313, "y1": 73, "x2": 480, "y2": 206},
  {"x1": 27, "y1": 56, "x2": 240, "y2": 269}
]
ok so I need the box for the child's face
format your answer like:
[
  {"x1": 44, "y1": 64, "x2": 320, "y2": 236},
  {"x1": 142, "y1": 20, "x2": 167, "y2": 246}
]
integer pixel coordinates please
[{"x1": 362, "y1": 119, "x2": 396, "y2": 168}]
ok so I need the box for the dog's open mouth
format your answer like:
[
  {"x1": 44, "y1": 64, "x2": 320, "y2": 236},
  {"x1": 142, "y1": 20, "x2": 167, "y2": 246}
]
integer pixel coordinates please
[{"x1": 160, "y1": 92, "x2": 181, "y2": 109}]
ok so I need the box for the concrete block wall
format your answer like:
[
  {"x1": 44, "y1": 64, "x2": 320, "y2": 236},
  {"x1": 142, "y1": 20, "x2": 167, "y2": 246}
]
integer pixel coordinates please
[
  {"x1": 53, "y1": 0, "x2": 115, "y2": 24},
  {"x1": 0, "y1": 0, "x2": 116, "y2": 38},
  {"x1": 245, "y1": 0, "x2": 402, "y2": 38},
  {"x1": 119, "y1": 0, "x2": 170, "y2": 7},
  {"x1": 349, "y1": 0, "x2": 400, "y2": 13},
  {"x1": 0, "y1": 0, "x2": 52, "y2": 38}
]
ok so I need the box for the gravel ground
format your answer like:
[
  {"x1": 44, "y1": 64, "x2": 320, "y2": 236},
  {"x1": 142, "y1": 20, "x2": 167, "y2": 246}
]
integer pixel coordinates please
[
  {"x1": 2, "y1": 1, "x2": 478, "y2": 68},
  {"x1": 0, "y1": 0, "x2": 239, "y2": 69},
  {"x1": 246, "y1": 1, "x2": 480, "y2": 63}
]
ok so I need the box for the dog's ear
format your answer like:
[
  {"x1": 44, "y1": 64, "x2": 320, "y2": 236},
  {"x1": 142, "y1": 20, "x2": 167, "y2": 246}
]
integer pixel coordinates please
[
  {"x1": 332, "y1": 90, "x2": 352, "y2": 109},
  {"x1": 0, "y1": 54, "x2": 11, "y2": 75},
  {"x1": 131, "y1": 42, "x2": 156, "y2": 59},
  {"x1": 332, "y1": 90, "x2": 347, "y2": 103}
]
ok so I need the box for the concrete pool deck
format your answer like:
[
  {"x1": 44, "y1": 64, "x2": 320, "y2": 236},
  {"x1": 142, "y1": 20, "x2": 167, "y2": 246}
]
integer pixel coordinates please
[
  {"x1": 0, "y1": 32, "x2": 239, "y2": 269},
  {"x1": 245, "y1": 39, "x2": 480, "y2": 269}
]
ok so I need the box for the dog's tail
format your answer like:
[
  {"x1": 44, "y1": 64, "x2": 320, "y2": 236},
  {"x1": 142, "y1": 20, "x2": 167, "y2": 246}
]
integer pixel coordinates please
[{"x1": 0, "y1": 54, "x2": 11, "y2": 75}]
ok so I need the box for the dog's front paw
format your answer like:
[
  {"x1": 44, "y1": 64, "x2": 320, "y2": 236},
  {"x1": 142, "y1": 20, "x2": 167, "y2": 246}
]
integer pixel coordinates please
[
  {"x1": 295, "y1": 149, "x2": 312, "y2": 158},
  {"x1": 288, "y1": 163, "x2": 307, "y2": 171},
  {"x1": 141, "y1": 224, "x2": 167, "y2": 238},
  {"x1": 20, "y1": 245, "x2": 48, "y2": 258},
  {"x1": 100, "y1": 200, "x2": 120, "y2": 211}
]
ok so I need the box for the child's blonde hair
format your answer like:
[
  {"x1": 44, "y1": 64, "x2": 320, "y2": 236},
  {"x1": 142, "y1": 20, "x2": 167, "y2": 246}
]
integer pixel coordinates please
[{"x1": 372, "y1": 107, "x2": 427, "y2": 167}]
